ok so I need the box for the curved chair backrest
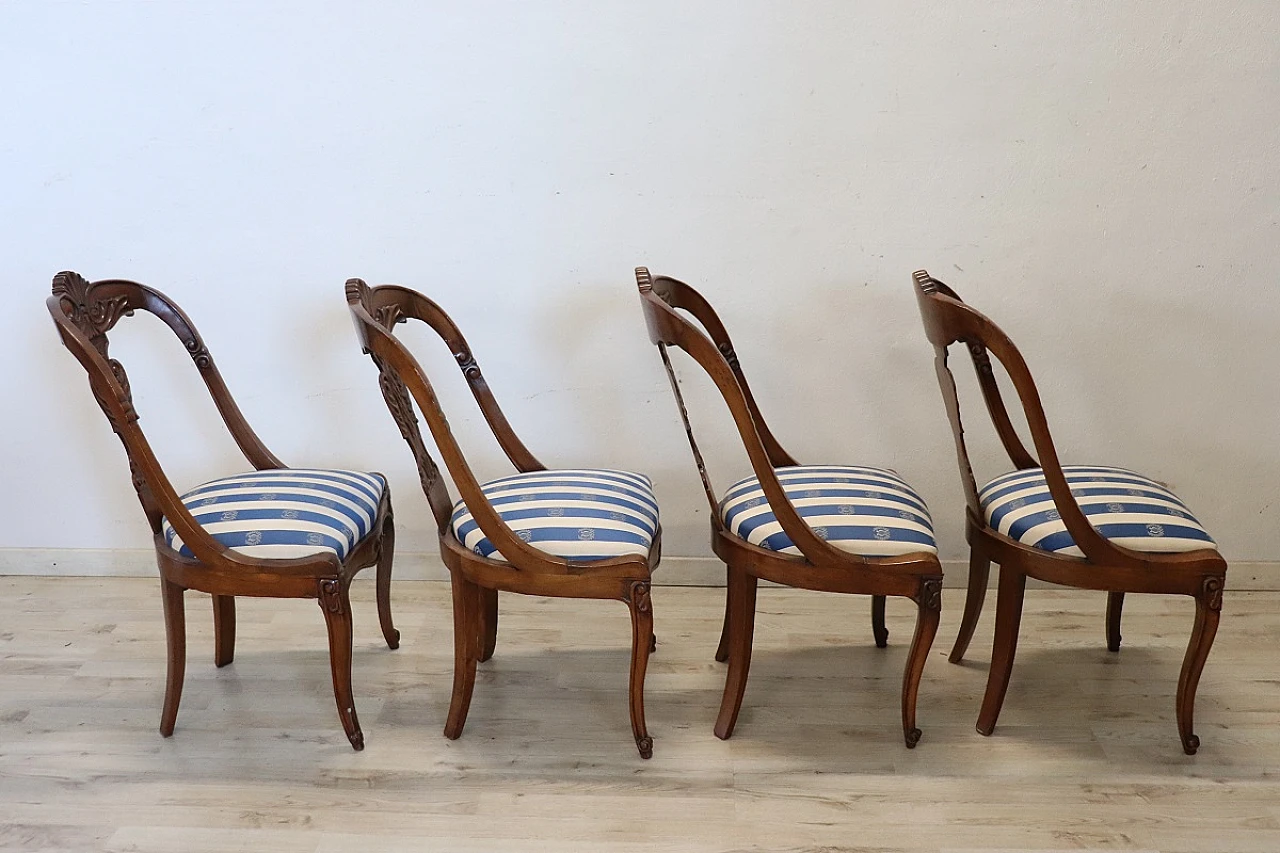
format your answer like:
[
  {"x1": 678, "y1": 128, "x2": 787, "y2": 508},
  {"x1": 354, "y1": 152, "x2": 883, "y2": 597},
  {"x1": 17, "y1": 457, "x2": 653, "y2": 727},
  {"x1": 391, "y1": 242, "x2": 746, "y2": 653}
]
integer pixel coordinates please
[
  {"x1": 347, "y1": 279, "x2": 637, "y2": 573},
  {"x1": 636, "y1": 267, "x2": 885, "y2": 569},
  {"x1": 911, "y1": 269, "x2": 1157, "y2": 566},
  {"x1": 47, "y1": 271, "x2": 289, "y2": 567}
]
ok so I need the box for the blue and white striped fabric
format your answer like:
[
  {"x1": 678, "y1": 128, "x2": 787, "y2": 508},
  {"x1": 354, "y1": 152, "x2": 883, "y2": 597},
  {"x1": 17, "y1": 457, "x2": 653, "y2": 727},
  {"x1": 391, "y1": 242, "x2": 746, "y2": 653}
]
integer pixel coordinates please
[
  {"x1": 161, "y1": 469, "x2": 385, "y2": 561},
  {"x1": 979, "y1": 465, "x2": 1217, "y2": 556},
  {"x1": 451, "y1": 469, "x2": 659, "y2": 562},
  {"x1": 719, "y1": 465, "x2": 937, "y2": 557}
]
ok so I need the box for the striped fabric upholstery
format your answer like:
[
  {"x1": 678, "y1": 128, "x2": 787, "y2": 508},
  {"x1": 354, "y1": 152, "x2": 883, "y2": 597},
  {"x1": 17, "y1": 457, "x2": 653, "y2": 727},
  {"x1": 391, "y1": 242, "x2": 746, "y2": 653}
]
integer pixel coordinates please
[
  {"x1": 451, "y1": 469, "x2": 659, "y2": 562},
  {"x1": 161, "y1": 469, "x2": 385, "y2": 561},
  {"x1": 720, "y1": 465, "x2": 937, "y2": 557},
  {"x1": 979, "y1": 465, "x2": 1217, "y2": 556}
]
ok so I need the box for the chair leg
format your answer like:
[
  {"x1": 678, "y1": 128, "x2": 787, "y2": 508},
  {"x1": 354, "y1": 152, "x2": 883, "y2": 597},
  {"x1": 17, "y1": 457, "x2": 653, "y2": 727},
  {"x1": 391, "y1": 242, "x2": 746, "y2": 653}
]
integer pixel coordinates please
[
  {"x1": 318, "y1": 578, "x2": 363, "y2": 751},
  {"x1": 627, "y1": 581, "x2": 655, "y2": 759},
  {"x1": 715, "y1": 564, "x2": 731, "y2": 663},
  {"x1": 1177, "y1": 577, "x2": 1223, "y2": 755},
  {"x1": 376, "y1": 515, "x2": 400, "y2": 650},
  {"x1": 901, "y1": 581, "x2": 942, "y2": 748},
  {"x1": 950, "y1": 546, "x2": 991, "y2": 663},
  {"x1": 212, "y1": 594, "x2": 235, "y2": 667},
  {"x1": 872, "y1": 595, "x2": 888, "y2": 648},
  {"x1": 477, "y1": 587, "x2": 498, "y2": 663},
  {"x1": 714, "y1": 567, "x2": 758, "y2": 740},
  {"x1": 159, "y1": 578, "x2": 187, "y2": 738},
  {"x1": 1106, "y1": 591, "x2": 1124, "y2": 653},
  {"x1": 444, "y1": 574, "x2": 479, "y2": 740},
  {"x1": 975, "y1": 568, "x2": 1026, "y2": 737}
]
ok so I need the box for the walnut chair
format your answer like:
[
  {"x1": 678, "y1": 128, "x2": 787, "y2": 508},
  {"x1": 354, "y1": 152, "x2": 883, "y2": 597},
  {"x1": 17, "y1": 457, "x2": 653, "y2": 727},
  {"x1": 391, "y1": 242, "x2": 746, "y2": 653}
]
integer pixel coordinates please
[
  {"x1": 345, "y1": 279, "x2": 662, "y2": 759},
  {"x1": 911, "y1": 269, "x2": 1226, "y2": 754},
  {"x1": 48, "y1": 272, "x2": 399, "y2": 751},
  {"x1": 635, "y1": 268, "x2": 943, "y2": 748}
]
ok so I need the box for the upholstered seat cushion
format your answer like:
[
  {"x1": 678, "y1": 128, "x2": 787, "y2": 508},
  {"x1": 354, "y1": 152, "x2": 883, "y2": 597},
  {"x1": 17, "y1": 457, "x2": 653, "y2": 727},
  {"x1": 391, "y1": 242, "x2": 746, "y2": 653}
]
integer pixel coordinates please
[
  {"x1": 979, "y1": 465, "x2": 1217, "y2": 556},
  {"x1": 161, "y1": 469, "x2": 385, "y2": 561},
  {"x1": 719, "y1": 465, "x2": 937, "y2": 557},
  {"x1": 451, "y1": 469, "x2": 659, "y2": 562}
]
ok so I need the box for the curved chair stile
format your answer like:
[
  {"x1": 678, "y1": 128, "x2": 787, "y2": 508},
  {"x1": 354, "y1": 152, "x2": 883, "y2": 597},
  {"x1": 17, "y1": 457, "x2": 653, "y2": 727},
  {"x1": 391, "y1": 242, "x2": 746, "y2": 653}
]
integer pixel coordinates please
[
  {"x1": 912, "y1": 269, "x2": 1227, "y2": 754},
  {"x1": 637, "y1": 267, "x2": 943, "y2": 749},
  {"x1": 48, "y1": 272, "x2": 400, "y2": 751},
  {"x1": 346, "y1": 279, "x2": 661, "y2": 759}
]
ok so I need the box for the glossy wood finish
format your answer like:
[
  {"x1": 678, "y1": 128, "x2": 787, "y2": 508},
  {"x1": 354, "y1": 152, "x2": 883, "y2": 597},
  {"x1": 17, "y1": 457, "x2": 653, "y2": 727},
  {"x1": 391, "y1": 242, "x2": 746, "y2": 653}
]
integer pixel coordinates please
[
  {"x1": 5, "y1": 578, "x2": 1270, "y2": 852},
  {"x1": 636, "y1": 268, "x2": 944, "y2": 748},
  {"x1": 912, "y1": 269, "x2": 1228, "y2": 754},
  {"x1": 47, "y1": 272, "x2": 398, "y2": 750},
  {"x1": 346, "y1": 279, "x2": 661, "y2": 758}
]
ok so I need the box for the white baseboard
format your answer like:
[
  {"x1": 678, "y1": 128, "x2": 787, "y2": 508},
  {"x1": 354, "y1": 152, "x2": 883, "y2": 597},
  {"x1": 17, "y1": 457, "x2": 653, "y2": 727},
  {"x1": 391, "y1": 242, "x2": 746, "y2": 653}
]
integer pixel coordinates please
[{"x1": 2, "y1": 548, "x2": 1278, "y2": 590}]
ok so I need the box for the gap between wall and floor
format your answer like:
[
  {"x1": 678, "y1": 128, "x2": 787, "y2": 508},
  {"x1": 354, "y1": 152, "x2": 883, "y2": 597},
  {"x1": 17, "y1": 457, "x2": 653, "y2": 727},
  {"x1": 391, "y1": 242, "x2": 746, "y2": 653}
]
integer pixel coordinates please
[{"x1": 2, "y1": 550, "x2": 1278, "y2": 590}]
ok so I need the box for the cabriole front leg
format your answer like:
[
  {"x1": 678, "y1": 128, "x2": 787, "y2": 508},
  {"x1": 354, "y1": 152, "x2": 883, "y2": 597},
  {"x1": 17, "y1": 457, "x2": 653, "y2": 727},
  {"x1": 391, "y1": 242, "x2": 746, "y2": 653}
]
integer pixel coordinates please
[
  {"x1": 1177, "y1": 576, "x2": 1223, "y2": 755},
  {"x1": 627, "y1": 580, "x2": 655, "y2": 759},
  {"x1": 902, "y1": 580, "x2": 942, "y2": 748},
  {"x1": 318, "y1": 578, "x2": 363, "y2": 751}
]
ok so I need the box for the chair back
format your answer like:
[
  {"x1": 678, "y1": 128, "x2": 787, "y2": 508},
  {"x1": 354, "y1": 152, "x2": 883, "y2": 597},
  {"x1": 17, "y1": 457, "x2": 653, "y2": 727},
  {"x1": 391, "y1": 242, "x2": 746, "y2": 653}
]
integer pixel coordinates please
[
  {"x1": 637, "y1": 267, "x2": 874, "y2": 568},
  {"x1": 911, "y1": 269, "x2": 1140, "y2": 565},
  {"x1": 346, "y1": 279, "x2": 603, "y2": 571},
  {"x1": 47, "y1": 272, "x2": 285, "y2": 565}
]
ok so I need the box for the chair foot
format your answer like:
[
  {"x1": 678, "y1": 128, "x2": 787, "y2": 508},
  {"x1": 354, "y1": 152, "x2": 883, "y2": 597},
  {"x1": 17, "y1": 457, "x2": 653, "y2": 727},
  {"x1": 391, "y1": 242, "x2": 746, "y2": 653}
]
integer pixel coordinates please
[
  {"x1": 444, "y1": 575, "x2": 480, "y2": 740},
  {"x1": 212, "y1": 594, "x2": 235, "y2": 667},
  {"x1": 627, "y1": 581, "x2": 654, "y2": 759},
  {"x1": 872, "y1": 595, "x2": 888, "y2": 648},
  {"x1": 714, "y1": 568, "x2": 757, "y2": 740},
  {"x1": 159, "y1": 578, "x2": 187, "y2": 737},
  {"x1": 650, "y1": 634, "x2": 657, "y2": 654},
  {"x1": 376, "y1": 514, "x2": 400, "y2": 650},
  {"x1": 950, "y1": 548, "x2": 990, "y2": 663},
  {"x1": 975, "y1": 568, "x2": 1026, "y2": 738},
  {"x1": 1177, "y1": 576, "x2": 1223, "y2": 756},
  {"x1": 318, "y1": 578, "x2": 364, "y2": 751},
  {"x1": 901, "y1": 579, "x2": 941, "y2": 749},
  {"x1": 1106, "y1": 591, "x2": 1124, "y2": 653},
  {"x1": 715, "y1": 565, "x2": 731, "y2": 663},
  {"x1": 478, "y1": 587, "x2": 498, "y2": 663}
]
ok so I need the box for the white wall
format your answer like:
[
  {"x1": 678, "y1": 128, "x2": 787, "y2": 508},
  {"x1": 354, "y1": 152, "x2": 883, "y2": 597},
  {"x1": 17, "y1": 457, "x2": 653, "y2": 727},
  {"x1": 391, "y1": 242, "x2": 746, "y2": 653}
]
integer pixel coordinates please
[{"x1": 2, "y1": 1, "x2": 1278, "y2": 568}]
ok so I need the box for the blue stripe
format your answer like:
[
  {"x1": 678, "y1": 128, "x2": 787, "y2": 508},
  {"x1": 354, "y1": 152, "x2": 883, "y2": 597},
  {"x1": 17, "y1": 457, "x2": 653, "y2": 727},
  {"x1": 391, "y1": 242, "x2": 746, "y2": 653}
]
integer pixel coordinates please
[
  {"x1": 482, "y1": 470, "x2": 652, "y2": 492},
  {"x1": 758, "y1": 525, "x2": 936, "y2": 553},
  {"x1": 988, "y1": 488, "x2": 1190, "y2": 529},
  {"x1": 187, "y1": 507, "x2": 361, "y2": 543},
  {"x1": 219, "y1": 469, "x2": 385, "y2": 504},
  {"x1": 182, "y1": 491, "x2": 373, "y2": 538},
  {"x1": 175, "y1": 528, "x2": 347, "y2": 559},
  {"x1": 1035, "y1": 523, "x2": 1217, "y2": 553},
  {"x1": 470, "y1": 526, "x2": 650, "y2": 559},
  {"x1": 725, "y1": 500, "x2": 932, "y2": 532},
  {"x1": 483, "y1": 478, "x2": 658, "y2": 509},
  {"x1": 474, "y1": 490, "x2": 658, "y2": 527},
  {"x1": 183, "y1": 480, "x2": 379, "y2": 517},
  {"x1": 723, "y1": 474, "x2": 910, "y2": 503},
  {"x1": 454, "y1": 506, "x2": 654, "y2": 542}
]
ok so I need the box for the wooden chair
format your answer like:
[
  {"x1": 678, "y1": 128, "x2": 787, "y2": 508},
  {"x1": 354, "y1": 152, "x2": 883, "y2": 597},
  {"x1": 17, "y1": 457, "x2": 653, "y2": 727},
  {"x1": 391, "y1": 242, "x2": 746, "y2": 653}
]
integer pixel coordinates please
[
  {"x1": 346, "y1": 279, "x2": 662, "y2": 758},
  {"x1": 47, "y1": 272, "x2": 399, "y2": 751},
  {"x1": 635, "y1": 268, "x2": 943, "y2": 748},
  {"x1": 911, "y1": 269, "x2": 1226, "y2": 754}
]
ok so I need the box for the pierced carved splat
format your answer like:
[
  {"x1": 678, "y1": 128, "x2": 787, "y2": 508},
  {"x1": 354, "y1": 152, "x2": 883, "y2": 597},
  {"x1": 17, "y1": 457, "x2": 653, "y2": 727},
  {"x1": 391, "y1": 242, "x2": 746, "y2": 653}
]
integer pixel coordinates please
[{"x1": 373, "y1": 354, "x2": 443, "y2": 501}]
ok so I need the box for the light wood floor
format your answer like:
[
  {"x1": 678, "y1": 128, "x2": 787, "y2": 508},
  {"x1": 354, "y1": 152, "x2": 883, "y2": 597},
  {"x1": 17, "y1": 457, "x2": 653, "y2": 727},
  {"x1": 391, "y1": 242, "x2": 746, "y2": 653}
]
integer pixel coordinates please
[{"x1": 2, "y1": 577, "x2": 1278, "y2": 852}]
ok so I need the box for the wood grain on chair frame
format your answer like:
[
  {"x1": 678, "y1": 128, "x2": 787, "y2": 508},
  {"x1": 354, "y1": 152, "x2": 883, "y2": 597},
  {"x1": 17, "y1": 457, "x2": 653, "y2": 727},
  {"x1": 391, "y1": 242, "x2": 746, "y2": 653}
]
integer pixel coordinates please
[
  {"x1": 636, "y1": 267, "x2": 944, "y2": 749},
  {"x1": 346, "y1": 278, "x2": 661, "y2": 759},
  {"x1": 47, "y1": 272, "x2": 399, "y2": 750},
  {"x1": 911, "y1": 268, "x2": 1226, "y2": 754}
]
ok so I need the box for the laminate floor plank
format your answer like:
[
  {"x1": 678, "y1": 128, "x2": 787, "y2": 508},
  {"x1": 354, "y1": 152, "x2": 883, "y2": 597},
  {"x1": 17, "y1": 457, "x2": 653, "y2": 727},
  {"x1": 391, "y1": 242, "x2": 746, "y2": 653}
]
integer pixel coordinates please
[{"x1": 0, "y1": 577, "x2": 1277, "y2": 852}]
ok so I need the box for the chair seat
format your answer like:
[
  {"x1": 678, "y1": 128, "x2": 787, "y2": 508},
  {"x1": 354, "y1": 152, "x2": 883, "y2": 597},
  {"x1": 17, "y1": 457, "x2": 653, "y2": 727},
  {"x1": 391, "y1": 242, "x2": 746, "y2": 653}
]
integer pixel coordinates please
[
  {"x1": 161, "y1": 469, "x2": 386, "y2": 561},
  {"x1": 451, "y1": 469, "x2": 659, "y2": 562},
  {"x1": 979, "y1": 465, "x2": 1217, "y2": 556},
  {"x1": 719, "y1": 465, "x2": 937, "y2": 557}
]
